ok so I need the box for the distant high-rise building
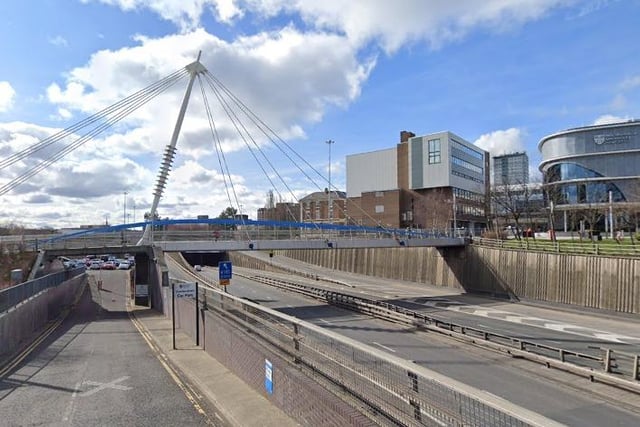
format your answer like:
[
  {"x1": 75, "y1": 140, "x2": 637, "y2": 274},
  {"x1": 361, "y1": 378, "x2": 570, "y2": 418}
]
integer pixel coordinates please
[{"x1": 493, "y1": 152, "x2": 529, "y2": 185}]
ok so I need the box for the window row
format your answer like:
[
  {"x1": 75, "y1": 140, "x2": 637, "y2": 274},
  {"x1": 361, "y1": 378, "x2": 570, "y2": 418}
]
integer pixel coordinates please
[
  {"x1": 451, "y1": 139, "x2": 484, "y2": 160},
  {"x1": 453, "y1": 187, "x2": 485, "y2": 203},
  {"x1": 452, "y1": 170, "x2": 485, "y2": 184},
  {"x1": 452, "y1": 156, "x2": 483, "y2": 174}
]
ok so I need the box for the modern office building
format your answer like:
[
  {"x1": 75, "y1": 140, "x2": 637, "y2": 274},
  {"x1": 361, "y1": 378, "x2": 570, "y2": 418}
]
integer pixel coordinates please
[
  {"x1": 346, "y1": 130, "x2": 489, "y2": 232},
  {"x1": 493, "y1": 152, "x2": 529, "y2": 185},
  {"x1": 538, "y1": 120, "x2": 640, "y2": 230}
]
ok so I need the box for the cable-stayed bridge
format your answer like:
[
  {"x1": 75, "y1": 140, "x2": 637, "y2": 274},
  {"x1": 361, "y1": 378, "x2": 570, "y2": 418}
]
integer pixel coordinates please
[{"x1": 2, "y1": 54, "x2": 467, "y2": 254}]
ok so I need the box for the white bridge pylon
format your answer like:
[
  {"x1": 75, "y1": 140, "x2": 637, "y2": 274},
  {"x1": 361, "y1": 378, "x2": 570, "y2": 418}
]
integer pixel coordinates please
[{"x1": 138, "y1": 53, "x2": 207, "y2": 245}]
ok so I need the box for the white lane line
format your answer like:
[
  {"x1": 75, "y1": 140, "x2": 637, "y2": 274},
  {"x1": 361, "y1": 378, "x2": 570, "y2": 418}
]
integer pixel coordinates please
[
  {"x1": 62, "y1": 380, "x2": 82, "y2": 422},
  {"x1": 319, "y1": 319, "x2": 331, "y2": 324},
  {"x1": 372, "y1": 342, "x2": 396, "y2": 353},
  {"x1": 446, "y1": 305, "x2": 640, "y2": 344}
]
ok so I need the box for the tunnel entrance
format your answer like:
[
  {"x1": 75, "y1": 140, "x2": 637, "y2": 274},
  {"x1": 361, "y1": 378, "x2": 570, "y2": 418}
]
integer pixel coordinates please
[{"x1": 181, "y1": 251, "x2": 228, "y2": 268}]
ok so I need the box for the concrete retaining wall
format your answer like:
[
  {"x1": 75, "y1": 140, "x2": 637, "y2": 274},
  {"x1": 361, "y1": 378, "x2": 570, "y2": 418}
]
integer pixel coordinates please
[
  {"x1": 0, "y1": 274, "x2": 86, "y2": 362},
  {"x1": 274, "y1": 246, "x2": 640, "y2": 315}
]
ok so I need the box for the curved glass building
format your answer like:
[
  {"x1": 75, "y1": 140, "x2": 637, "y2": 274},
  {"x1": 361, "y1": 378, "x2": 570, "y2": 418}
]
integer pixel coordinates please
[{"x1": 539, "y1": 120, "x2": 640, "y2": 226}]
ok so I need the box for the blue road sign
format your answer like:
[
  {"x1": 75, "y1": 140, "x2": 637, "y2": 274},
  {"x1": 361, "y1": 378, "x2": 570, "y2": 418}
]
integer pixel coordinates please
[
  {"x1": 218, "y1": 261, "x2": 232, "y2": 280},
  {"x1": 264, "y1": 359, "x2": 273, "y2": 394}
]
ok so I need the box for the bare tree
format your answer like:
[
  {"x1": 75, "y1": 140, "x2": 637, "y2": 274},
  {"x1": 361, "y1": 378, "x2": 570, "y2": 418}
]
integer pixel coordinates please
[
  {"x1": 490, "y1": 178, "x2": 536, "y2": 240},
  {"x1": 615, "y1": 179, "x2": 640, "y2": 243}
]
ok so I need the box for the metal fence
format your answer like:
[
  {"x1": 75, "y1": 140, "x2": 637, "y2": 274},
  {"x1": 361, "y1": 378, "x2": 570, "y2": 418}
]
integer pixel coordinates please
[
  {"x1": 472, "y1": 237, "x2": 640, "y2": 257},
  {"x1": 196, "y1": 284, "x2": 561, "y2": 427},
  {"x1": 0, "y1": 267, "x2": 85, "y2": 313}
]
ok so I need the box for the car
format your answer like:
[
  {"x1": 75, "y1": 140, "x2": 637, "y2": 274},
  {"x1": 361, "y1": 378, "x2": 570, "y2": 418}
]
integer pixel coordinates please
[
  {"x1": 101, "y1": 261, "x2": 116, "y2": 270},
  {"x1": 89, "y1": 261, "x2": 102, "y2": 270},
  {"x1": 194, "y1": 265, "x2": 202, "y2": 272},
  {"x1": 117, "y1": 261, "x2": 130, "y2": 270}
]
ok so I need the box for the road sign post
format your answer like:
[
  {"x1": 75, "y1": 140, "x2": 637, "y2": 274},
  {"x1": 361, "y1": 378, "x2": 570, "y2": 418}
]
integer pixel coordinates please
[{"x1": 218, "y1": 261, "x2": 232, "y2": 292}]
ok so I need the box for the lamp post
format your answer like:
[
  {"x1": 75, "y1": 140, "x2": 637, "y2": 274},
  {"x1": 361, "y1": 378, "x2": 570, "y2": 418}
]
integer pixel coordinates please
[
  {"x1": 326, "y1": 139, "x2": 335, "y2": 223},
  {"x1": 452, "y1": 190, "x2": 457, "y2": 236},
  {"x1": 123, "y1": 191, "x2": 128, "y2": 224},
  {"x1": 123, "y1": 191, "x2": 128, "y2": 245}
]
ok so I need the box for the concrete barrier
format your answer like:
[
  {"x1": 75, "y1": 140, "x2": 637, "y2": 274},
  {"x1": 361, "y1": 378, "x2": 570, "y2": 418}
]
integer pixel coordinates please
[
  {"x1": 0, "y1": 274, "x2": 86, "y2": 363},
  {"x1": 270, "y1": 246, "x2": 640, "y2": 315}
]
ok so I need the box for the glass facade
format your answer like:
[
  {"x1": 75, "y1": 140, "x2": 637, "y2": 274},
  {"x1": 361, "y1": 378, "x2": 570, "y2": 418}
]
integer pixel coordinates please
[
  {"x1": 539, "y1": 121, "x2": 640, "y2": 209},
  {"x1": 546, "y1": 163, "x2": 625, "y2": 204}
]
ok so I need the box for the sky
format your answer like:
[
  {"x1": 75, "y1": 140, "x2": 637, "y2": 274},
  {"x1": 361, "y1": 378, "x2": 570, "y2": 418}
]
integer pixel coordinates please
[{"x1": 1, "y1": 0, "x2": 639, "y2": 229}]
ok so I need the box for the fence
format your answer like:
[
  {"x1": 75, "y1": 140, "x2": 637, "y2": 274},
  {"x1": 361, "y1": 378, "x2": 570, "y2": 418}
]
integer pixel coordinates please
[
  {"x1": 0, "y1": 266, "x2": 85, "y2": 313},
  {"x1": 472, "y1": 237, "x2": 640, "y2": 257},
  {"x1": 177, "y1": 283, "x2": 561, "y2": 426}
]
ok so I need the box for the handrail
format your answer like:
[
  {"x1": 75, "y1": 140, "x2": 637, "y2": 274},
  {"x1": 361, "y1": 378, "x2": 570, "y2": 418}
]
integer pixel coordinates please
[
  {"x1": 243, "y1": 273, "x2": 640, "y2": 392},
  {"x1": 171, "y1": 268, "x2": 563, "y2": 426},
  {"x1": 0, "y1": 266, "x2": 85, "y2": 313},
  {"x1": 472, "y1": 237, "x2": 640, "y2": 257}
]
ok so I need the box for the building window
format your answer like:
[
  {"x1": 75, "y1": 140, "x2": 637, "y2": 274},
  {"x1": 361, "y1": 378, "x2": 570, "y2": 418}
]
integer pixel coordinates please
[
  {"x1": 428, "y1": 139, "x2": 441, "y2": 164},
  {"x1": 375, "y1": 205, "x2": 385, "y2": 213}
]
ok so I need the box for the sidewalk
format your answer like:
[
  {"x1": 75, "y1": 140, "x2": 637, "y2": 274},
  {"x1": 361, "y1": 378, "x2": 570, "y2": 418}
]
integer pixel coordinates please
[{"x1": 129, "y1": 305, "x2": 299, "y2": 427}]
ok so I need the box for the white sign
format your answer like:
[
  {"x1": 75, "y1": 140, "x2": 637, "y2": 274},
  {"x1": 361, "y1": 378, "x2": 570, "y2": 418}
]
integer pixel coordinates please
[
  {"x1": 135, "y1": 284, "x2": 149, "y2": 297},
  {"x1": 174, "y1": 282, "x2": 196, "y2": 298}
]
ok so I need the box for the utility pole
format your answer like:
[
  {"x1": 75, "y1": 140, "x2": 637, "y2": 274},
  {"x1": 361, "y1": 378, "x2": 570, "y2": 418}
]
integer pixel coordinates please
[
  {"x1": 123, "y1": 191, "x2": 128, "y2": 224},
  {"x1": 453, "y1": 189, "x2": 457, "y2": 236},
  {"x1": 326, "y1": 139, "x2": 335, "y2": 223}
]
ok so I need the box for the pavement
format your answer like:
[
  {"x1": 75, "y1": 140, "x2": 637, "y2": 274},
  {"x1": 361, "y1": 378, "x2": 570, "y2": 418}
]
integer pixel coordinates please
[{"x1": 123, "y1": 281, "x2": 299, "y2": 427}]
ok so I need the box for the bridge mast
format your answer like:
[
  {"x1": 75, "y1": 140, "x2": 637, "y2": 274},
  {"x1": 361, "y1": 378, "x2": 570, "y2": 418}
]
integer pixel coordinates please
[{"x1": 138, "y1": 52, "x2": 207, "y2": 245}]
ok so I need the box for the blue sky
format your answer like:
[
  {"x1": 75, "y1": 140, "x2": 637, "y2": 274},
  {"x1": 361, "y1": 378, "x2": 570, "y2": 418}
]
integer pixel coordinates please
[{"x1": 1, "y1": 0, "x2": 639, "y2": 228}]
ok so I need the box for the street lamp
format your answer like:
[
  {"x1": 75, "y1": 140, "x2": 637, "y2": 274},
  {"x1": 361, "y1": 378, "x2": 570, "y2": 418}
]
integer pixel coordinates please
[
  {"x1": 123, "y1": 191, "x2": 128, "y2": 224},
  {"x1": 326, "y1": 139, "x2": 335, "y2": 223}
]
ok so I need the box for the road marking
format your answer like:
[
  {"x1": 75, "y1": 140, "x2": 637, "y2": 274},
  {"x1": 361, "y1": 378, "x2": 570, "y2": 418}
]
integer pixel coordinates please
[
  {"x1": 63, "y1": 380, "x2": 82, "y2": 421},
  {"x1": 129, "y1": 312, "x2": 214, "y2": 424},
  {"x1": 411, "y1": 297, "x2": 640, "y2": 344},
  {"x1": 319, "y1": 319, "x2": 331, "y2": 324},
  {"x1": 372, "y1": 342, "x2": 396, "y2": 353},
  {"x1": 79, "y1": 376, "x2": 132, "y2": 396}
]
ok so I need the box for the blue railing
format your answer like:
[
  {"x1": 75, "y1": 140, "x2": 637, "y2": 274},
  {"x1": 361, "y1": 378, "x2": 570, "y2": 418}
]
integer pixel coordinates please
[{"x1": 0, "y1": 266, "x2": 86, "y2": 313}]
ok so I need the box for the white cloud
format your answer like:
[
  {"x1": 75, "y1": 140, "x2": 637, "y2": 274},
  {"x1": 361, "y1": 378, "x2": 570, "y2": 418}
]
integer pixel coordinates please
[
  {"x1": 621, "y1": 75, "x2": 640, "y2": 90},
  {"x1": 82, "y1": 0, "x2": 238, "y2": 31},
  {"x1": 45, "y1": 28, "x2": 372, "y2": 156},
  {"x1": 474, "y1": 128, "x2": 526, "y2": 156},
  {"x1": 48, "y1": 35, "x2": 69, "y2": 47},
  {"x1": 84, "y1": 0, "x2": 574, "y2": 51},
  {"x1": 0, "y1": 82, "x2": 16, "y2": 113},
  {"x1": 592, "y1": 114, "x2": 633, "y2": 125}
]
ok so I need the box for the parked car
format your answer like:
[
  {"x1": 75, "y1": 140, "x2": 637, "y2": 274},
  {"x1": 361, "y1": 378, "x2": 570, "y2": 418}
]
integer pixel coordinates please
[
  {"x1": 101, "y1": 261, "x2": 116, "y2": 270},
  {"x1": 117, "y1": 261, "x2": 130, "y2": 270},
  {"x1": 89, "y1": 261, "x2": 102, "y2": 270},
  {"x1": 194, "y1": 265, "x2": 202, "y2": 272}
]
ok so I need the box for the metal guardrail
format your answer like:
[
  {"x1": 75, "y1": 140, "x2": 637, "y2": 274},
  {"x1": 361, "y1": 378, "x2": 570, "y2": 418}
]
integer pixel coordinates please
[
  {"x1": 194, "y1": 283, "x2": 560, "y2": 426},
  {"x1": 166, "y1": 254, "x2": 558, "y2": 426},
  {"x1": 0, "y1": 267, "x2": 86, "y2": 313},
  {"x1": 472, "y1": 237, "x2": 640, "y2": 257},
  {"x1": 243, "y1": 274, "x2": 640, "y2": 392}
]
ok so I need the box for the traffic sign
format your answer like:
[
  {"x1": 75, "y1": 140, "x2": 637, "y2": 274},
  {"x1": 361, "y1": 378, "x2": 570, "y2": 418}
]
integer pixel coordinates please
[
  {"x1": 218, "y1": 261, "x2": 232, "y2": 280},
  {"x1": 219, "y1": 279, "x2": 230, "y2": 286},
  {"x1": 175, "y1": 282, "x2": 196, "y2": 298}
]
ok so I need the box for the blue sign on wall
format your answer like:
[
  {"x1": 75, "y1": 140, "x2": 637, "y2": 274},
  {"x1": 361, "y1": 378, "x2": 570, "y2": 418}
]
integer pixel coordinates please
[
  {"x1": 218, "y1": 261, "x2": 232, "y2": 280},
  {"x1": 264, "y1": 359, "x2": 273, "y2": 394}
]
